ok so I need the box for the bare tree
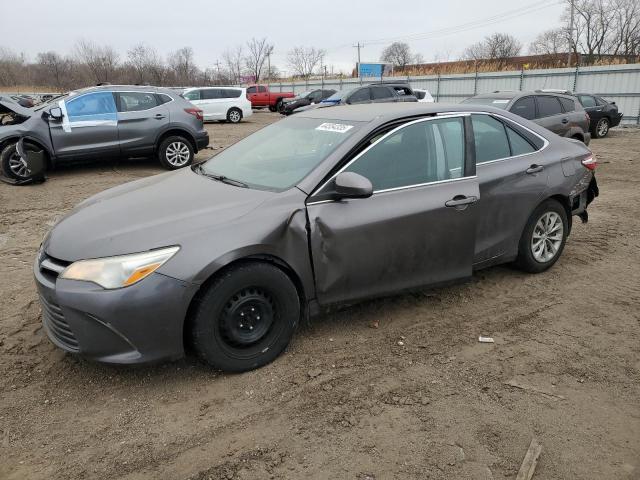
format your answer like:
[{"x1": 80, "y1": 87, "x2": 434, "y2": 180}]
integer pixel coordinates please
[
  {"x1": 36, "y1": 51, "x2": 74, "y2": 90},
  {"x1": 0, "y1": 47, "x2": 26, "y2": 87},
  {"x1": 168, "y1": 47, "x2": 197, "y2": 85},
  {"x1": 529, "y1": 28, "x2": 570, "y2": 56},
  {"x1": 223, "y1": 46, "x2": 244, "y2": 84},
  {"x1": 75, "y1": 40, "x2": 119, "y2": 83},
  {"x1": 567, "y1": 0, "x2": 617, "y2": 62},
  {"x1": 126, "y1": 43, "x2": 165, "y2": 85},
  {"x1": 287, "y1": 46, "x2": 325, "y2": 78},
  {"x1": 380, "y1": 42, "x2": 414, "y2": 68},
  {"x1": 462, "y1": 33, "x2": 522, "y2": 67},
  {"x1": 610, "y1": 0, "x2": 640, "y2": 60},
  {"x1": 244, "y1": 37, "x2": 273, "y2": 81}
]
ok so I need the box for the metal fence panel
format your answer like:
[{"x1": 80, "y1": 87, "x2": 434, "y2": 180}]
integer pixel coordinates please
[{"x1": 264, "y1": 63, "x2": 640, "y2": 124}]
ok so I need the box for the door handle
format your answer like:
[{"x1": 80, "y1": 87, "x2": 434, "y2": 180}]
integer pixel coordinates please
[
  {"x1": 561, "y1": 118, "x2": 569, "y2": 124},
  {"x1": 445, "y1": 195, "x2": 478, "y2": 208},
  {"x1": 526, "y1": 164, "x2": 544, "y2": 174},
  {"x1": 154, "y1": 114, "x2": 166, "y2": 119}
]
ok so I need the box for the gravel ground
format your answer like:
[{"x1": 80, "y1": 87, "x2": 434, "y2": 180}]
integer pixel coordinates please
[{"x1": 0, "y1": 111, "x2": 639, "y2": 480}]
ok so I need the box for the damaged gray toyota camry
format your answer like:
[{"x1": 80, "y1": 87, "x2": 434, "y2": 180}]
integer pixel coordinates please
[{"x1": 35, "y1": 103, "x2": 598, "y2": 372}]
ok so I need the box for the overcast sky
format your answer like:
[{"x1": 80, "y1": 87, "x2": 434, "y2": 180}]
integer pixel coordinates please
[{"x1": 1, "y1": 0, "x2": 566, "y2": 74}]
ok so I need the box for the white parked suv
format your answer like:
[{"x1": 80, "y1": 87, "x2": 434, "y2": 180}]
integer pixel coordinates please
[{"x1": 182, "y1": 87, "x2": 252, "y2": 123}]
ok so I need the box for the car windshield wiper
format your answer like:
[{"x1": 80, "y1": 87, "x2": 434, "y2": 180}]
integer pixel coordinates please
[{"x1": 193, "y1": 164, "x2": 248, "y2": 188}]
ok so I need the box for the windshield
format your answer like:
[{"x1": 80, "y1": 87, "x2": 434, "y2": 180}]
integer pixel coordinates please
[
  {"x1": 296, "y1": 90, "x2": 313, "y2": 99},
  {"x1": 461, "y1": 97, "x2": 511, "y2": 109},
  {"x1": 198, "y1": 117, "x2": 364, "y2": 191},
  {"x1": 322, "y1": 88, "x2": 355, "y2": 102}
]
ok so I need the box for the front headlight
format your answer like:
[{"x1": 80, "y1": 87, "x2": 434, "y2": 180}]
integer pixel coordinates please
[{"x1": 60, "y1": 246, "x2": 180, "y2": 289}]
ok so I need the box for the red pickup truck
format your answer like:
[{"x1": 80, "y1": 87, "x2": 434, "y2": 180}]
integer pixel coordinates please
[{"x1": 246, "y1": 85, "x2": 295, "y2": 112}]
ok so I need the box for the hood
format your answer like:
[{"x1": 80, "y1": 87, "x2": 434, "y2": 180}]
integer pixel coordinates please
[
  {"x1": 0, "y1": 96, "x2": 33, "y2": 118},
  {"x1": 45, "y1": 168, "x2": 275, "y2": 261}
]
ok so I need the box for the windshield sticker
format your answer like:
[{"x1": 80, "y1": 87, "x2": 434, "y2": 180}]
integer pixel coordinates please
[
  {"x1": 492, "y1": 99, "x2": 510, "y2": 104},
  {"x1": 316, "y1": 123, "x2": 354, "y2": 133}
]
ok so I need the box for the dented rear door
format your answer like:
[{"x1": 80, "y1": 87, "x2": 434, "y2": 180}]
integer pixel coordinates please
[{"x1": 306, "y1": 115, "x2": 479, "y2": 306}]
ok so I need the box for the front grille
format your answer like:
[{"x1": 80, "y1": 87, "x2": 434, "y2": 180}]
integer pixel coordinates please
[
  {"x1": 39, "y1": 253, "x2": 70, "y2": 279},
  {"x1": 40, "y1": 295, "x2": 79, "y2": 352}
]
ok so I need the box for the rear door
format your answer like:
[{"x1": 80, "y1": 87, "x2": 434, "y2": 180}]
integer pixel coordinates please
[
  {"x1": 577, "y1": 94, "x2": 601, "y2": 129},
  {"x1": 115, "y1": 91, "x2": 169, "y2": 155},
  {"x1": 306, "y1": 114, "x2": 479, "y2": 305},
  {"x1": 199, "y1": 88, "x2": 224, "y2": 120},
  {"x1": 534, "y1": 95, "x2": 569, "y2": 136},
  {"x1": 471, "y1": 113, "x2": 548, "y2": 265},
  {"x1": 50, "y1": 91, "x2": 120, "y2": 159}
]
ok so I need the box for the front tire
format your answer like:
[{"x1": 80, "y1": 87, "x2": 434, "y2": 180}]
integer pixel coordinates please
[
  {"x1": 158, "y1": 136, "x2": 194, "y2": 170},
  {"x1": 190, "y1": 263, "x2": 300, "y2": 372},
  {"x1": 226, "y1": 108, "x2": 242, "y2": 123},
  {"x1": 516, "y1": 199, "x2": 568, "y2": 273},
  {"x1": 1, "y1": 142, "x2": 45, "y2": 180},
  {"x1": 592, "y1": 117, "x2": 610, "y2": 138}
]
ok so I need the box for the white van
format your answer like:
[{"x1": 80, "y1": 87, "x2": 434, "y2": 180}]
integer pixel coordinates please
[{"x1": 182, "y1": 87, "x2": 253, "y2": 123}]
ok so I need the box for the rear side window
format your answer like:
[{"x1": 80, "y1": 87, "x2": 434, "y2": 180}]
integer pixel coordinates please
[
  {"x1": 348, "y1": 88, "x2": 371, "y2": 103},
  {"x1": 371, "y1": 86, "x2": 393, "y2": 100},
  {"x1": 246, "y1": 86, "x2": 257, "y2": 94},
  {"x1": 471, "y1": 114, "x2": 510, "y2": 163},
  {"x1": 223, "y1": 89, "x2": 242, "y2": 98},
  {"x1": 183, "y1": 90, "x2": 201, "y2": 101},
  {"x1": 157, "y1": 93, "x2": 173, "y2": 104},
  {"x1": 510, "y1": 97, "x2": 536, "y2": 120},
  {"x1": 344, "y1": 117, "x2": 465, "y2": 191},
  {"x1": 559, "y1": 97, "x2": 576, "y2": 112},
  {"x1": 579, "y1": 95, "x2": 597, "y2": 107},
  {"x1": 506, "y1": 126, "x2": 535, "y2": 156},
  {"x1": 536, "y1": 96, "x2": 562, "y2": 117},
  {"x1": 117, "y1": 92, "x2": 159, "y2": 112},
  {"x1": 392, "y1": 86, "x2": 412, "y2": 96},
  {"x1": 201, "y1": 89, "x2": 220, "y2": 100}
]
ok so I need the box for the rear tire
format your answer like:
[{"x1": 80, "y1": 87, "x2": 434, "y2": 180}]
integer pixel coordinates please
[
  {"x1": 226, "y1": 108, "x2": 242, "y2": 124},
  {"x1": 157, "y1": 135, "x2": 194, "y2": 170},
  {"x1": 592, "y1": 117, "x2": 610, "y2": 138},
  {"x1": 516, "y1": 199, "x2": 568, "y2": 273},
  {"x1": 190, "y1": 262, "x2": 300, "y2": 372}
]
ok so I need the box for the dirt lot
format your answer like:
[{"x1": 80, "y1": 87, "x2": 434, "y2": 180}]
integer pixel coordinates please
[{"x1": 1, "y1": 111, "x2": 639, "y2": 480}]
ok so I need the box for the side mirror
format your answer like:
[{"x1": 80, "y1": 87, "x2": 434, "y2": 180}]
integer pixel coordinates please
[
  {"x1": 48, "y1": 107, "x2": 63, "y2": 120},
  {"x1": 334, "y1": 172, "x2": 373, "y2": 199}
]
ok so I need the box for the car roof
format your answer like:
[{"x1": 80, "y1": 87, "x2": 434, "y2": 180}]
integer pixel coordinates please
[
  {"x1": 471, "y1": 90, "x2": 577, "y2": 101},
  {"x1": 295, "y1": 102, "x2": 510, "y2": 122},
  {"x1": 73, "y1": 85, "x2": 178, "y2": 95},
  {"x1": 184, "y1": 86, "x2": 244, "y2": 90}
]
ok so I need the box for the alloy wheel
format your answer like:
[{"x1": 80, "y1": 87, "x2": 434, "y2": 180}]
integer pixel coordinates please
[
  {"x1": 597, "y1": 119, "x2": 609, "y2": 137},
  {"x1": 8, "y1": 151, "x2": 31, "y2": 178},
  {"x1": 531, "y1": 211, "x2": 564, "y2": 263},
  {"x1": 229, "y1": 110, "x2": 241, "y2": 123},
  {"x1": 165, "y1": 141, "x2": 191, "y2": 167}
]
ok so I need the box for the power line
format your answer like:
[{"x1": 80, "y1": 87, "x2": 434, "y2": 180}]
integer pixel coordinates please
[{"x1": 325, "y1": 0, "x2": 563, "y2": 53}]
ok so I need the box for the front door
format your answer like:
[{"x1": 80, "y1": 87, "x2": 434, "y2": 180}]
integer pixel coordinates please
[
  {"x1": 50, "y1": 91, "x2": 120, "y2": 159},
  {"x1": 307, "y1": 115, "x2": 479, "y2": 305},
  {"x1": 115, "y1": 91, "x2": 169, "y2": 156}
]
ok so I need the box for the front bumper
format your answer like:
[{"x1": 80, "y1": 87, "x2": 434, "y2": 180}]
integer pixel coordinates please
[{"x1": 34, "y1": 253, "x2": 198, "y2": 365}]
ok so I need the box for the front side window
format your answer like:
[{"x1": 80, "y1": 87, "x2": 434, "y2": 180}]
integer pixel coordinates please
[
  {"x1": 117, "y1": 92, "x2": 159, "y2": 112},
  {"x1": 65, "y1": 92, "x2": 117, "y2": 123},
  {"x1": 183, "y1": 90, "x2": 201, "y2": 101},
  {"x1": 471, "y1": 114, "x2": 510, "y2": 163},
  {"x1": 510, "y1": 97, "x2": 536, "y2": 120},
  {"x1": 246, "y1": 86, "x2": 257, "y2": 94},
  {"x1": 258, "y1": 86, "x2": 267, "y2": 93},
  {"x1": 578, "y1": 95, "x2": 597, "y2": 108},
  {"x1": 348, "y1": 88, "x2": 371, "y2": 103},
  {"x1": 536, "y1": 96, "x2": 562, "y2": 117},
  {"x1": 200, "y1": 117, "x2": 364, "y2": 191},
  {"x1": 344, "y1": 117, "x2": 465, "y2": 191}
]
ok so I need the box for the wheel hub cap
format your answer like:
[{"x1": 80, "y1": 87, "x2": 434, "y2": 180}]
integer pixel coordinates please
[
  {"x1": 166, "y1": 142, "x2": 190, "y2": 166},
  {"x1": 531, "y1": 212, "x2": 563, "y2": 263}
]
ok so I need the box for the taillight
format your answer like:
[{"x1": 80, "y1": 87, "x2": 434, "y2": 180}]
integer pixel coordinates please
[
  {"x1": 585, "y1": 112, "x2": 590, "y2": 123},
  {"x1": 581, "y1": 154, "x2": 597, "y2": 171},
  {"x1": 184, "y1": 108, "x2": 203, "y2": 121}
]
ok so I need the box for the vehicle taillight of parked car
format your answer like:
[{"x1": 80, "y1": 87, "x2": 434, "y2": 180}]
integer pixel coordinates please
[
  {"x1": 184, "y1": 108, "x2": 204, "y2": 121},
  {"x1": 581, "y1": 154, "x2": 597, "y2": 170}
]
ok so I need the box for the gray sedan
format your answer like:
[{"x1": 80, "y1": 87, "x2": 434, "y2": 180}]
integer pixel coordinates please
[{"x1": 35, "y1": 103, "x2": 598, "y2": 371}]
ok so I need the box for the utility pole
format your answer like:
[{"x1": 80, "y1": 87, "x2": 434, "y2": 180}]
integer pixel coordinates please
[
  {"x1": 353, "y1": 42, "x2": 364, "y2": 81},
  {"x1": 213, "y1": 59, "x2": 221, "y2": 84},
  {"x1": 266, "y1": 47, "x2": 274, "y2": 84},
  {"x1": 567, "y1": 0, "x2": 575, "y2": 67}
]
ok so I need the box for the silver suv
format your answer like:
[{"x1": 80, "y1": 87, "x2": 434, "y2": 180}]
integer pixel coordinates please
[
  {"x1": 463, "y1": 91, "x2": 591, "y2": 145},
  {"x1": 0, "y1": 85, "x2": 209, "y2": 180}
]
